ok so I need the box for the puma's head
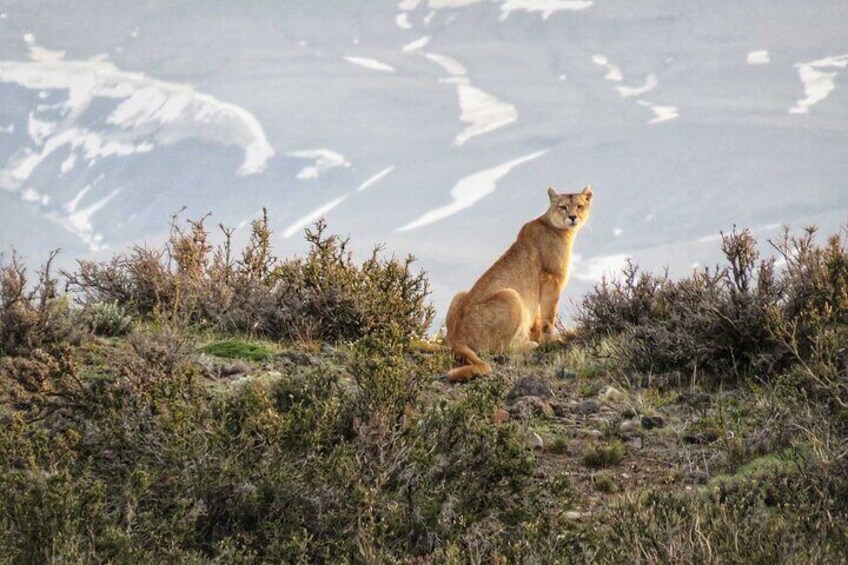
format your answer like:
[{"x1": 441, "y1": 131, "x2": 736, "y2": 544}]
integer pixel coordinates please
[{"x1": 546, "y1": 185, "x2": 593, "y2": 231}]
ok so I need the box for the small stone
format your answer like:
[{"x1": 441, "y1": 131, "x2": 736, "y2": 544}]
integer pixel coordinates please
[
  {"x1": 556, "y1": 367, "x2": 577, "y2": 380},
  {"x1": 599, "y1": 385, "x2": 626, "y2": 404},
  {"x1": 494, "y1": 408, "x2": 510, "y2": 424},
  {"x1": 573, "y1": 399, "x2": 599, "y2": 415},
  {"x1": 509, "y1": 397, "x2": 555, "y2": 419},
  {"x1": 526, "y1": 431, "x2": 544, "y2": 450},
  {"x1": 507, "y1": 375, "x2": 554, "y2": 400},
  {"x1": 627, "y1": 436, "x2": 643, "y2": 450},
  {"x1": 564, "y1": 511, "x2": 586, "y2": 521},
  {"x1": 621, "y1": 406, "x2": 638, "y2": 419},
  {"x1": 619, "y1": 420, "x2": 640, "y2": 437},
  {"x1": 221, "y1": 360, "x2": 251, "y2": 377},
  {"x1": 579, "y1": 428, "x2": 602, "y2": 440},
  {"x1": 641, "y1": 415, "x2": 665, "y2": 430}
]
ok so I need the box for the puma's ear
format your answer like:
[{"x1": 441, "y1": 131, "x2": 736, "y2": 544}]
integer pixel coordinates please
[
  {"x1": 547, "y1": 186, "x2": 558, "y2": 202},
  {"x1": 582, "y1": 184, "x2": 593, "y2": 201}
]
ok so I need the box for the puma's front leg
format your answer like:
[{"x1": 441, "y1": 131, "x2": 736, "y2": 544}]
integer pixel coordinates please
[{"x1": 539, "y1": 274, "x2": 564, "y2": 343}]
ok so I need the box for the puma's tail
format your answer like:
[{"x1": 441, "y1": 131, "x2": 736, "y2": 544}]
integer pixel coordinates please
[{"x1": 447, "y1": 345, "x2": 492, "y2": 383}]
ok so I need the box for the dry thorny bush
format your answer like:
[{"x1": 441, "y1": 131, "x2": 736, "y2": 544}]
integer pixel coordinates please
[
  {"x1": 65, "y1": 210, "x2": 434, "y2": 343},
  {"x1": 578, "y1": 226, "x2": 848, "y2": 388}
]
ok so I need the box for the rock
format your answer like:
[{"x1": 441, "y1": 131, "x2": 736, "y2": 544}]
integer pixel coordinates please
[
  {"x1": 551, "y1": 401, "x2": 568, "y2": 418},
  {"x1": 573, "y1": 399, "x2": 599, "y2": 415},
  {"x1": 579, "y1": 429, "x2": 603, "y2": 440},
  {"x1": 641, "y1": 415, "x2": 665, "y2": 430},
  {"x1": 564, "y1": 511, "x2": 586, "y2": 522},
  {"x1": 278, "y1": 350, "x2": 317, "y2": 366},
  {"x1": 599, "y1": 385, "x2": 626, "y2": 404},
  {"x1": 556, "y1": 367, "x2": 577, "y2": 380},
  {"x1": 493, "y1": 408, "x2": 510, "y2": 424},
  {"x1": 621, "y1": 406, "x2": 638, "y2": 419},
  {"x1": 619, "y1": 420, "x2": 641, "y2": 437},
  {"x1": 526, "y1": 430, "x2": 544, "y2": 450},
  {"x1": 220, "y1": 360, "x2": 251, "y2": 377},
  {"x1": 626, "y1": 436, "x2": 643, "y2": 450},
  {"x1": 509, "y1": 397, "x2": 555, "y2": 419},
  {"x1": 507, "y1": 375, "x2": 554, "y2": 400}
]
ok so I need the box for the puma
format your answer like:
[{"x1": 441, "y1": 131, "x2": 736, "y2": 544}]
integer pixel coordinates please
[{"x1": 445, "y1": 185, "x2": 593, "y2": 382}]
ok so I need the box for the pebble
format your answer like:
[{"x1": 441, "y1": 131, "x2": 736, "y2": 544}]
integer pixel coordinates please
[
  {"x1": 599, "y1": 385, "x2": 626, "y2": 404},
  {"x1": 526, "y1": 431, "x2": 544, "y2": 450},
  {"x1": 619, "y1": 420, "x2": 640, "y2": 436},
  {"x1": 573, "y1": 399, "x2": 599, "y2": 415},
  {"x1": 641, "y1": 415, "x2": 665, "y2": 430},
  {"x1": 564, "y1": 511, "x2": 586, "y2": 522},
  {"x1": 494, "y1": 408, "x2": 510, "y2": 424},
  {"x1": 508, "y1": 375, "x2": 554, "y2": 399}
]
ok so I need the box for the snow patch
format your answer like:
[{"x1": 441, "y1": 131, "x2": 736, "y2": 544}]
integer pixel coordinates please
[
  {"x1": 396, "y1": 13, "x2": 412, "y2": 29},
  {"x1": 356, "y1": 166, "x2": 396, "y2": 192},
  {"x1": 616, "y1": 73, "x2": 658, "y2": 98},
  {"x1": 283, "y1": 166, "x2": 395, "y2": 238},
  {"x1": 646, "y1": 103, "x2": 679, "y2": 124},
  {"x1": 396, "y1": 150, "x2": 547, "y2": 232},
  {"x1": 424, "y1": 53, "x2": 467, "y2": 76},
  {"x1": 421, "y1": 51, "x2": 516, "y2": 144},
  {"x1": 572, "y1": 253, "x2": 630, "y2": 282},
  {"x1": 287, "y1": 149, "x2": 351, "y2": 180},
  {"x1": 344, "y1": 56, "x2": 396, "y2": 72},
  {"x1": 0, "y1": 39, "x2": 275, "y2": 178},
  {"x1": 454, "y1": 83, "x2": 518, "y2": 146},
  {"x1": 403, "y1": 36, "x2": 431, "y2": 52},
  {"x1": 747, "y1": 50, "x2": 770, "y2": 65},
  {"x1": 592, "y1": 54, "x2": 622, "y2": 82},
  {"x1": 282, "y1": 195, "x2": 349, "y2": 239},
  {"x1": 499, "y1": 0, "x2": 593, "y2": 21},
  {"x1": 789, "y1": 53, "x2": 848, "y2": 114}
]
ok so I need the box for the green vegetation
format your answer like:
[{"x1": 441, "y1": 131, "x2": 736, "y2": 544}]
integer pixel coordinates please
[
  {"x1": 1, "y1": 215, "x2": 847, "y2": 563},
  {"x1": 581, "y1": 441, "x2": 626, "y2": 469},
  {"x1": 201, "y1": 339, "x2": 276, "y2": 361}
]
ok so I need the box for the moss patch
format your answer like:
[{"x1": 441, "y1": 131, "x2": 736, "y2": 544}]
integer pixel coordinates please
[{"x1": 200, "y1": 339, "x2": 276, "y2": 362}]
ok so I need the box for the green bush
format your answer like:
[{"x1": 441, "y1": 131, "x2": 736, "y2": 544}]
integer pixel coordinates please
[
  {"x1": 581, "y1": 442, "x2": 625, "y2": 469},
  {"x1": 0, "y1": 331, "x2": 568, "y2": 562},
  {"x1": 66, "y1": 213, "x2": 434, "y2": 344},
  {"x1": 84, "y1": 301, "x2": 133, "y2": 337},
  {"x1": 200, "y1": 339, "x2": 275, "y2": 361},
  {"x1": 578, "y1": 227, "x2": 848, "y2": 382},
  {"x1": 0, "y1": 251, "x2": 77, "y2": 356}
]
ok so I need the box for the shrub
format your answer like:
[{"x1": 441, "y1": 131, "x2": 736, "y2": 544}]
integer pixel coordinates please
[
  {"x1": 66, "y1": 212, "x2": 434, "y2": 344},
  {"x1": 200, "y1": 340, "x2": 275, "y2": 362},
  {"x1": 578, "y1": 226, "x2": 848, "y2": 382},
  {"x1": 590, "y1": 457, "x2": 848, "y2": 563},
  {"x1": 0, "y1": 251, "x2": 77, "y2": 355},
  {"x1": 0, "y1": 331, "x2": 569, "y2": 562},
  {"x1": 581, "y1": 442, "x2": 625, "y2": 469},
  {"x1": 84, "y1": 301, "x2": 133, "y2": 337}
]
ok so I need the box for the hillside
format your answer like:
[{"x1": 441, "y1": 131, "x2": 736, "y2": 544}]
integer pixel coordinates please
[{"x1": 1, "y1": 217, "x2": 847, "y2": 563}]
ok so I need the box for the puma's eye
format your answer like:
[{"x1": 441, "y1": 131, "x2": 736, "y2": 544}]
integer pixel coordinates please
[
  {"x1": 577, "y1": 205, "x2": 585, "y2": 211},
  {"x1": 558, "y1": 205, "x2": 568, "y2": 211}
]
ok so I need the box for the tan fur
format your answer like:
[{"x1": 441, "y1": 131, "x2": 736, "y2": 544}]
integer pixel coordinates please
[{"x1": 445, "y1": 185, "x2": 593, "y2": 382}]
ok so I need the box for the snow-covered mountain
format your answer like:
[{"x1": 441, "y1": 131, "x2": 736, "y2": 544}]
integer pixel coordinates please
[{"x1": 1, "y1": 1, "x2": 846, "y2": 323}]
